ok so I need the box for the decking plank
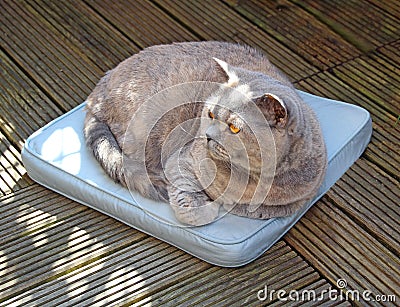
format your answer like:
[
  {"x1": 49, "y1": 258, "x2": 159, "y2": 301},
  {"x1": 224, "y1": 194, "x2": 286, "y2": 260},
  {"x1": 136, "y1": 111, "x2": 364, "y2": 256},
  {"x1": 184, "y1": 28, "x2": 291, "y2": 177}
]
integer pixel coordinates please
[
  {"x1": 0, "y1": 47, "x2": 60, "y2": 196},
  {"x1": 175, "y1": 253, "x2": 308, "y2": 305},
  {"x1": 293, "y1": 63, "x2": 400, "y2": 254},
  {"x1": 153, "y1": 0, "x2": 319, "y2": 82},
  {"x1": 0, "y1": 132, "x2": 31, "y2": 196},
  {"x1": 1, "y1": 185, "x2": 54, "y2": 211},
  {"x1": 84, "y1": 0, "x2": 197, "y2": 47},
  {"x1": 378, "y1": 40, "x2": 400, "y2": 67},
  {"x1": 329, "y1": 182, "x2": 400, "y2": 255},
  {"x1": 1, "y1": 212, "x2": 110, "y2": 285},
  {"x1": 333, "y1": 60, "x2": 400, "y2": 116},
  {"x1": 367, "y1": 0, "x2": 400, "y2": 16},
  {"x1": 223, "y1": 0, "x2": 361, "y2": 70},
  {"x1": 290, "y1": 0, "x2": 400, "y2": 52},
  {"x1": 0, "y1": 0, "x2": 140, "y2": 114},
  {"x1": 68, "y1": 251, "x2": 193, "y2": 307},
  {"x1": 294, "y1": 55, "x2": 400, "y2": 180},
  {"x1": 0, "y1": 192, "x2": 77, "y2": 234},
  {"x1": 3, "y1": 236, "x2": 161, "y2": 306},
  {"x1": 0, "y1": 227, "x2": 137, "y2": 301},
  {"x1": 141, "y1": 243, "x2": 289, "y2": 305},
  {"x1": 0, "y1": 186, "x2": 334, "y2": 306},
  {"x1": 1, "y1": 0, "x2": 195, "y2": 150},
  {"x1": 285, "y1": 198, "x2": 400, "y2": 305},
  {"x1": 25, "y1": 0, "x2": 136, "y2": 69},
  {"x1": 1, "y1": 0, "x2": 97, "y2": 108},
  {"x1": 132, "y1": 243, "x2": 341, "y2": 306},
  {"x1": 0, "y1": 50, "x2": 63, "y2": 146}
]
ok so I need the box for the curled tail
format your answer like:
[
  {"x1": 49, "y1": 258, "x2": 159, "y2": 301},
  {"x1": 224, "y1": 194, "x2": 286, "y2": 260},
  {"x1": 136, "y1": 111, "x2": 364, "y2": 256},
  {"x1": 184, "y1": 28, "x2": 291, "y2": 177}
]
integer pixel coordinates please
[
  {"x1": 84, "y1": 111, "x2": 126, "y2": 186},
  {"x1": 84, "y1": 108, "x2": 168, "y2": 202}
]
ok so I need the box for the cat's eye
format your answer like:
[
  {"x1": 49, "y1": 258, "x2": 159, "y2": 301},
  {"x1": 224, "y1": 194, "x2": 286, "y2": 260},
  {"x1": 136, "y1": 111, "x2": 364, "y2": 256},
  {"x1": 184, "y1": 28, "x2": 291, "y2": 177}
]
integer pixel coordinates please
[
  {"x1": 229, "y1": 123, "x2": 240, "y2": 134},
  {"x1": 208, "y1": 111, "x2": 215, "y2": 119}
]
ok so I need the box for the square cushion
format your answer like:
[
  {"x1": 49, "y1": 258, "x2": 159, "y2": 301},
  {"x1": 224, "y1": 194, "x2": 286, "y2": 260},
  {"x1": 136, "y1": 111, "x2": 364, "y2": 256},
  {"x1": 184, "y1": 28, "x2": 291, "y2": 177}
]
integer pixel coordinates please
[{"x1": 21, "y1": 91, "x2": 372, "y2": 267}]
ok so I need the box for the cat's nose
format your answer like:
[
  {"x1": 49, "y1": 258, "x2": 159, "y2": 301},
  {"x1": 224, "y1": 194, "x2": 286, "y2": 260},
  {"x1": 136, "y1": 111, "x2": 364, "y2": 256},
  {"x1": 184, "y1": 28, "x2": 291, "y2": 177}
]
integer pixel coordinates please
[{"x1": 205, "y1": 124, "x2": 220, "y2": 141}]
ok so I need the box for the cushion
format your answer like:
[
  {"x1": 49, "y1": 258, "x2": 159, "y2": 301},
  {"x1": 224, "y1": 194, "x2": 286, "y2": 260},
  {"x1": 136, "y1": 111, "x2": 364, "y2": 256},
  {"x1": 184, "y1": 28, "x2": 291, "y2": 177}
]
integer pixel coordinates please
[{"x1": 21, "y1": 91, "x2": 372, "y2": 267}]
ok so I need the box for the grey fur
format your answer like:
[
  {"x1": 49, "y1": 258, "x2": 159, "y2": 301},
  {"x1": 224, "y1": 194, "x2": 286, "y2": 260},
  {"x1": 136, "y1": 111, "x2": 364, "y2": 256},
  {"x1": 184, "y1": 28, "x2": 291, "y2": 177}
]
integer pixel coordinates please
[{"x1": 84, "y1": 41, "x2": 327, "y2": 226}]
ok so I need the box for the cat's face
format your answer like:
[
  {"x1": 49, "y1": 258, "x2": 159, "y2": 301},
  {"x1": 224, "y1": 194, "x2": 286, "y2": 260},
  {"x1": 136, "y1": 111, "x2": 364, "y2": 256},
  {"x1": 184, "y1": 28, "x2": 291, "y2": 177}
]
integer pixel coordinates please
[
  {"x1": 202, "y1": 102, "x2": 259, "y2": 173},
  {"x1": 201, "y1": 58, "x2": 290, "y2": 176},
  {"x1": 202, "y1": 94, "x2": 278, "y2": 176}
]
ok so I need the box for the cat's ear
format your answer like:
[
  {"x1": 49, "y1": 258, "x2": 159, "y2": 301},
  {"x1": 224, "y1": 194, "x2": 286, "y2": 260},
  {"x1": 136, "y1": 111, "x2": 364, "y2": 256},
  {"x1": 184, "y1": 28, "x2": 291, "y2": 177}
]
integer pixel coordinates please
[
  {"x1": 213, "y1": 57, "x2": 239, "y2": 87},
  {"x1": 254, "y1": 93, "x2": 288, "y2": 128}
]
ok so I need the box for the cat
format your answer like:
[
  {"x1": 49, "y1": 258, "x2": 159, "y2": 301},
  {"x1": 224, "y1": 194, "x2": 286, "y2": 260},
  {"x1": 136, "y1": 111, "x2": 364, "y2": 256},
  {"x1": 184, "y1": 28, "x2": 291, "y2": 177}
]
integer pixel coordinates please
[{"x1": 84, "y1": 41, "x2": 327, "y2": 226}]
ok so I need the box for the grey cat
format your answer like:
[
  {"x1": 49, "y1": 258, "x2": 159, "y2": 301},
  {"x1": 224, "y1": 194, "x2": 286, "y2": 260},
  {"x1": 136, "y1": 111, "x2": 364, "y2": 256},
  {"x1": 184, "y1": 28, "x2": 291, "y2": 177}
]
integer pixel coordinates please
[{"x1": 84, "y1": 41, "x2": 327, "y2": 226}]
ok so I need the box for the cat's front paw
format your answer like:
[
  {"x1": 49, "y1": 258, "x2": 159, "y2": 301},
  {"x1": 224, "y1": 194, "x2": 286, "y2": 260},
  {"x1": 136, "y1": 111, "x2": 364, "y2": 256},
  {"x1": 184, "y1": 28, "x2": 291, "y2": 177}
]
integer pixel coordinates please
[
  {"x1": 175, "y1": 200, "x2": 220, "y2": 226},
  {"x1": 169, "y1": 191, "x2": 220, "y2": 226}
]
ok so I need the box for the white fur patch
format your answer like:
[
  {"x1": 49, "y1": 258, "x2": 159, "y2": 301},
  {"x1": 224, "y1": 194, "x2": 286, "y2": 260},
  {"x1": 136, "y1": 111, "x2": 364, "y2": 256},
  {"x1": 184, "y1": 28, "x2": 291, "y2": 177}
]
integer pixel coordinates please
[
  {"x1": 205, "y1": 95, "x2": 218, "y2": 111},
  {"x1": 226, "y1": 72, "x2": 239, "y2": 87},
  {"x1": 218, "y1": 107, "x2": 229, "y2": 119},
  {"x1": 213, "y1": 57, "x2": 239, "y2": 87},
  {"x1": 236, "y1": 84, "x2": 253, "y2": 99}
]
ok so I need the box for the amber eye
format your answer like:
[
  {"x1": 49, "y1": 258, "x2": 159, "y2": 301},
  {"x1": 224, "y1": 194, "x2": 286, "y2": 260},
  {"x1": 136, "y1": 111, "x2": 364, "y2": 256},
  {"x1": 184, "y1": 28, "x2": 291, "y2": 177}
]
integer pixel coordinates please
[
  {"x1": 209, "y1": 111, "x2": 215, "y2": 119},
  {"x1": 229, "y1": 123, "x2": 241, "y2": 134}
]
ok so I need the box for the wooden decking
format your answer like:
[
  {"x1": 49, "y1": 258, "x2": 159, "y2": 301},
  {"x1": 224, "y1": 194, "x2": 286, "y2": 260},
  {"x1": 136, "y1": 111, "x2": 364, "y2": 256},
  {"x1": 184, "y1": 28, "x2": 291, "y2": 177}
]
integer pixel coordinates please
[{"x1": 0, "y1": 0, "x2": 399, "y2": 305}]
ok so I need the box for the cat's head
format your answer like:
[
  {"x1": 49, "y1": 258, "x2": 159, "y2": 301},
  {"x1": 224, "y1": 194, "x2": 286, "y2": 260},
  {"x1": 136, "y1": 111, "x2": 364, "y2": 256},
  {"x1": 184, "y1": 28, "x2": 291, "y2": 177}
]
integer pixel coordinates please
[{"x1": 202, "y1": 58, "x2": 297, "y2": 176}]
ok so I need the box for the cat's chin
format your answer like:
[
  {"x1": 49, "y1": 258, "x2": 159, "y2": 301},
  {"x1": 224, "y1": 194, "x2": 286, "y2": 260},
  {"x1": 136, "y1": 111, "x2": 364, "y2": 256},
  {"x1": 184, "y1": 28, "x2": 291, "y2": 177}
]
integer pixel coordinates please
[{"x1": 207, "y1": 140, "x2": 230, "y2": 161}]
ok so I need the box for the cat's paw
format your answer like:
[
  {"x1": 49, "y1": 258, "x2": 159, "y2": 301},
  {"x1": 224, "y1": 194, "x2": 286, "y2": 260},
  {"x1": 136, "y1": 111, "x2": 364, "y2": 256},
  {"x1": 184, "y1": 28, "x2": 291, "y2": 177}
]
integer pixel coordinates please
[
  {"x1": 173, "y1": 199, "x2": 220, "y2": 226},
  {"x1": 224, "y1": 200, "x2": 304, "y2": 219}
]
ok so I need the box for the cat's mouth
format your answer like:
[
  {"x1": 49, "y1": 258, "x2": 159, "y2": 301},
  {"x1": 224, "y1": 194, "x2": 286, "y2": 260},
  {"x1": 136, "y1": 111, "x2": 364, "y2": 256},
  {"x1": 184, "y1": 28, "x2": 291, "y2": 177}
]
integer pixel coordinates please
[{"x1": 207, "y1": 139, "x2": 229, "y2": 160}]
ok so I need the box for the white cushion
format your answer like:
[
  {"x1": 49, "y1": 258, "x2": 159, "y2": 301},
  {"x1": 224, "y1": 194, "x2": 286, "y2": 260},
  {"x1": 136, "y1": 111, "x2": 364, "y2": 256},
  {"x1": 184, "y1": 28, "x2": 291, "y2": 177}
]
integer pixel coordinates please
[{"x1": 21, "y1": 91, "x2": 372, "y2": 267}]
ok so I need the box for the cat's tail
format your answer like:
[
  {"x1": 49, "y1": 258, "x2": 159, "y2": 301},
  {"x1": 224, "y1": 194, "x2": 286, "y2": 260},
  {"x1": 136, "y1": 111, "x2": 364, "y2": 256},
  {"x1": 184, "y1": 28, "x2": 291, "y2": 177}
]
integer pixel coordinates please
[{"x1": 84, "y1": 111, "x2": 126, "y2": 186}]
